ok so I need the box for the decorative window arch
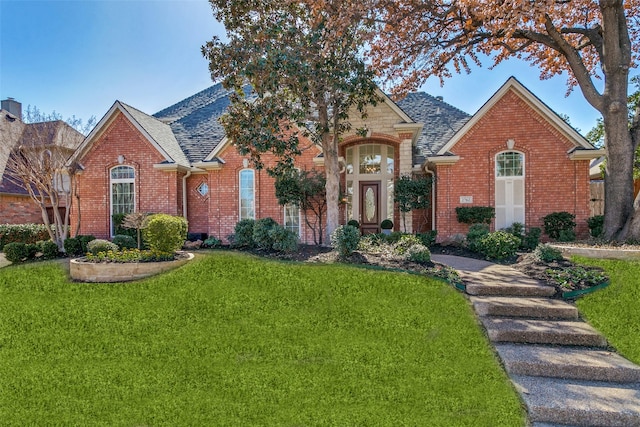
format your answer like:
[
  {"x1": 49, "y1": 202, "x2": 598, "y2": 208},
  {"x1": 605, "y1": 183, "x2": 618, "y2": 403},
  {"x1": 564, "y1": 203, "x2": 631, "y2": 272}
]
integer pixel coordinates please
[
  {"x1": 110, "y1": 165, "x2": 135, "y2": 235},
  {"x1": 495, "y1": 151, "x2": 525, "y2": 229},
  {"x1": 239, "y1": 169, "x2": 255, "y2": 220}
]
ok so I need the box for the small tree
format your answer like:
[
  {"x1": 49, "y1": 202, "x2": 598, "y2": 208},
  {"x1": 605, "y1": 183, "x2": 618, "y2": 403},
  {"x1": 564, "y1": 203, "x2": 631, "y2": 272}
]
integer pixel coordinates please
[
  {"x1": 3, "y1": 106, "x2": 95, "y2": 251},
  {"x1": 394, "y1": 175, "x2": 432, "y2": 232},
  {"x1": 275, "y1": 169, "x2": 327, "y2": 245},
  {"x1": 121, "y1": 212, "x2": 148, "y2": 250}
]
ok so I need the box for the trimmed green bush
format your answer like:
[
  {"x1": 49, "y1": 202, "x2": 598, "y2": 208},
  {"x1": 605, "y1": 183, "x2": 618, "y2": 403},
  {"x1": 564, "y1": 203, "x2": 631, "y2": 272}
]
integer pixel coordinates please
[
  {"x1": 542, "y1": 211, "x2": 576, "y2": 240},
  {"x1": 0, "y1": 223, "x2": 51, "y2": 250},
  {"x1": 87, "y1": 239, "x2": 119, "y2": 255},
  {"x1": 40, "y1": 240, "x2": 59, "y2": 259},
  {"x1": 380, "y1": 219, "x2": 394, "y2": 230},
  {"x1": 587, "y1": 215, "x2": 604, "y2": 238},
  {"x1": 477, "y1": 231, "x2": 521, "y2": 260},
  {"x1": 466, "y1": 224, "x2": 490, "y2": 253},
  {"x1": 558, "y1": 229, "x2": 576, "y2": 242},
  {"x1": 330, "y1": 225, "x2": 361, "y2": 258},
  {"x1": 455, "y1": 206, "x2": 495, "y2": 224},
  {"x1": 3, "y1": 242, "x2": 30, "y2": 263},
  {"x1": 112, "y1": 235, "x2": 136, "y2": 250},
  {"x1": 63, "y1": 237, "x2": 83, "y2": 256},
  {"x1": 533, "y1": 244, "x2": 564, "y2": 263},
  {"x1": 142, "y1": 214, "x2": 188, "y2": 254},
  {"x1": 405, "y1": 244, "x2": 431, "y2": 264},
  {"x1": 347, "y1": 219, "x2": 360, "y2": 228},
  {"x1": 78, "y1": 235, "x2": 96, "y2": 253},
  {"x1": 416, "y1": 231, "x2": 437, "y2": 247},
  {"x1": 522, "y1": 227, "x2": 541, "y2": 251},
  {"x1": 253, "y1": 217, "x2": 279, "y2": 250},
  {"x1": 203, "y1": 236, "x2": 222, "y2": 248},
  {"x1": 269, "y1": 226, "x2": 298, "y2": 253},
  {"x1": 233, "y1": 219, "x2": 256, "y2": 248}
]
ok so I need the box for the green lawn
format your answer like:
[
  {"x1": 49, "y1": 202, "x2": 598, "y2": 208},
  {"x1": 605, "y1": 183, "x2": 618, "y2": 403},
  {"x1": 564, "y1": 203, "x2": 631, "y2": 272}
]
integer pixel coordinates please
[
  {"x1": 575, "y1": 257, "x2": 640, "y2": 364},
  {"x1": 0, "y1": 252, "x2": 523, "y2": 426}
]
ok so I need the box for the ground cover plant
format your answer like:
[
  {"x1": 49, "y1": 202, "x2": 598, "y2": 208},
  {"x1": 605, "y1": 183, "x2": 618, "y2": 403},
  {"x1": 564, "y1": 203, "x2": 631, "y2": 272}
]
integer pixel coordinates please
[
  {"x1": 574, "y1": 257, "x2": 640, "y2": 365},
  {"x1": 0, "y1": 252, "x2": 523, "y2": 425}
]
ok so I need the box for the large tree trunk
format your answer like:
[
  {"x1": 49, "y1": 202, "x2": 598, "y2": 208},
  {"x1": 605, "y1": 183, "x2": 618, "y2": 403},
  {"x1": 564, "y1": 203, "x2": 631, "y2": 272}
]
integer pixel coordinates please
[{"x1": 323, "y1": 133, "x2": 340, "y2": 245}]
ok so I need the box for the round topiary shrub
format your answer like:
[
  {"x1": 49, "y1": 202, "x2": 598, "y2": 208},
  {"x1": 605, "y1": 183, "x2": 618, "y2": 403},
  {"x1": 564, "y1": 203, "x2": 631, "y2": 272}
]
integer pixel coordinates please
[
  {"x1": 142, "y1": 214, "x2": 188, "y2": 254},
  {"x1": 63, "y1": 237, "x2": 83, "y2": 256},
  {"x1": 39, "y1": 240, "x2": 59, "y2": 259},
  {"x1": 253, "y1": 217, "x2": 279, "y2": 250},
  {"x1": 477, "y1": 231, "x2": 521, "y2": 260},
  {"x1": 330, "y1": 225, "x2": 361, "y2": 258},
  {"x1": 233, "y1": 219, "x2": 256, "y2": 248},
  {"x1": 347, "y1": 219, "x2": 360, "y2": 228},
  {"x1": 380, "y1": 219, "x2": 394, "y2": 230},
  {"x1": 87, "y1": 239, "x2": 119, "y2": 255},
  {"x1": 112, "y1": 235, "x2": 136, "y2": 250},
  {"x1": 3, "y1": 242, "x2": 29, "y2": 263}
]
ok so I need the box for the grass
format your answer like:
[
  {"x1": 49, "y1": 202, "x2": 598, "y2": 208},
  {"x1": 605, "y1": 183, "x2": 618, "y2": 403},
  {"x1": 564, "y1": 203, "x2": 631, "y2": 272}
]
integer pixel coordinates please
[
  {"x1": 0, "y1": 252, "x2": 524, "y2": 426},
  {"x1": 574, "y1": 256, "x2": 640, "y2": 364}
]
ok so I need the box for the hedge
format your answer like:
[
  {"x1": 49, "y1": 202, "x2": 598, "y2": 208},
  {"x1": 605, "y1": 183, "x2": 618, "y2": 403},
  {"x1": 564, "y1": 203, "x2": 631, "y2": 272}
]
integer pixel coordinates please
[{"x1": 0, "y1": 224, "x2": 51, "y2": 251}]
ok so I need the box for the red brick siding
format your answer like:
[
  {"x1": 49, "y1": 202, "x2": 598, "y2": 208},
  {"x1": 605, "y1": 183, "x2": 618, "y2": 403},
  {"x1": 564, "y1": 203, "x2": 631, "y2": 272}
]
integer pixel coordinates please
[
  {"x1": 71, "y1": 112, "x2": 181, "y2": 239},
  {"x1": 0, "y1": 194, "x2": 44, "y2": 224},
  {"x1": 435, "y1": 90, "x2": 591, "y2": 240}
]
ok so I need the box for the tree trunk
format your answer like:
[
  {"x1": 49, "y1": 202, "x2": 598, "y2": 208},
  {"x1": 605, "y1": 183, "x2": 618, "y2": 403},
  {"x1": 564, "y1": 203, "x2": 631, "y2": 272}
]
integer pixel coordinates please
[{"x1": 323, "y1": 133, "x2": 340, "y2": 245}]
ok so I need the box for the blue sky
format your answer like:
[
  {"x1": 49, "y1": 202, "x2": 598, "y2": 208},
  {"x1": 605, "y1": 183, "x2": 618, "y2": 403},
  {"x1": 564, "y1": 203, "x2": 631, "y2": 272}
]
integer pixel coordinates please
[{"x1": 1, "y1": 0, "x2": 604, "y2": 135}]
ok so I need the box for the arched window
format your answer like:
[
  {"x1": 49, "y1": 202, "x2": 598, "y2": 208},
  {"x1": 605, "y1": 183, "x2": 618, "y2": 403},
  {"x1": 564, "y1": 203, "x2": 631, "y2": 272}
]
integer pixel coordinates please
[
  {"x1": 239, "y1": 169, "x2": 255, "y2": 220},
  {"x1": 110, "y1": 166, "x2": 135, "y2": 235},
  {"x1": 495, "y1": 151, "x2": 525, "y2": 229}
]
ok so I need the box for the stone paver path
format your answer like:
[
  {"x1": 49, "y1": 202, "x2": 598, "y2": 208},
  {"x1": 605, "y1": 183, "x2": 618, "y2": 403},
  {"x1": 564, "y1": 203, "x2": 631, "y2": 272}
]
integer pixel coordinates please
[
  {"x1": 432, "y1": 254, "x2": 640, "y2": 427},
  {"x1": 0, "y1": 253, "x2": 10, "y2": 268}
]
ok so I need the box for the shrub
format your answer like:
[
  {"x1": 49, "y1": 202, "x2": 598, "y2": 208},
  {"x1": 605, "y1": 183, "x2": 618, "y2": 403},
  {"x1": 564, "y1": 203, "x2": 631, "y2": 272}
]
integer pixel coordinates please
[
  {"x1": 26, "y1": 243, "x2": 39, "y2": 259},
  {"x1": 358, "y1": 233, "x2": 386, "y2": 252},
  {"x1": 405, "y1": 244, "x2": 431, "y2": 264},
  {"x1": 466, "y1": 224, "x2": 489, "y2": 253},
  {"x1": 78, "y1": 235, "x2": 96, "y2": 253},
  {"x1": 522, "y1": 227, "x2": 541, "y2": 251},
  {"x1": 87, "y1": 239, "x2": 119, "y2": 255},
  {"x1": 455, "y1": 206, "x2": 495, "y2": 225},
  {"x1": 63, "y1": 237, "x2": 82, "y2": 256},
  {"x1": 533, "y1": 244, "x2": 564, "y2": 263},
  {"x1": 330, "y1": 225, "x2": 360, "y2": 258},
  {"x1": 393, "y1": 234, "x2": 422, "y2": 255},
  {"x1": 233, "y1": 219, "x2": 256, "y2": 248},
  {"x1": 269, "y1": 226, "x2": 298, "y2": 253},
  {"x1": 203, "y1": 236, "x2": 222, "y2": 248},
  {"x1": 380, "y1": 219, "x2": 394, "y2": 230},
  {"x1": 558, "y1": 229, "x2": 576, "y2": 242},
  {"x1": 39, "y1": 240, "x2": 59, "y2": 259},
  {"x1": 504, "y1": 222, "x2": 525, "y2": 241},
  {"x1": 253, "y1": 217, "x2": 279, "y2": 250},
  {"x1": 385, "y1": 231, "x2": 404, "y2": 244},
  {"x1": 416, "y1": 230, "x2": 437, "y2": 247},
  {"x1": 112, "y1": 235, "x2": 137, "y2": 250},
  {"x1": 142, "y1": 214, "x2": 188, "y2": 254},
  {"x1": 542, "y1": 211, "x2": 576, "y2": 240},
  {"x1": 587, "y1": 215, "x2": 604, "y2": 238},
  {"x1": 112, "y1": 213, "x2": 136, "y2": 238},
  {"x1": 477, "y1": 231, "x2": 521, "y2": 260},
  {"x1": 3, "y1": 242, "x2": 30, "y2": 263},
  {"x1": 0, "y1": 223, "x2": 51, "y2": 250},
  {"x1": 347, "y1": 219, "x2": 360, "y2": 228}
]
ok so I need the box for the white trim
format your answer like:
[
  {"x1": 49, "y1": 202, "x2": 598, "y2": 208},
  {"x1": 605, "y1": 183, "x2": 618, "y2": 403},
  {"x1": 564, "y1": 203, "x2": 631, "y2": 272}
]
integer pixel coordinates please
[
  {"x1": 427, "y1": 155, "x2": 461, "y2": 165},
  {"x1": 109, "y1": 165, "x2": 136, "y2": 236},
  {"x1": 283, "y1": 204, "x2": 302, "y2": 237},
  {"x1": 436, "y1": 77, "x2": 596, "y2": 156},
  {"x1": 495, "y1": 151, "x2": 525, "y2": 229},
  {"x1": 152, "y1": 163, "x2": 194, "y2": 172},
  {"x1": 239, "y1": 168, "x2": 255, "y2": 220},
  {"x1": 569, "y1": 148, "x2": 606, "y2": 160}
]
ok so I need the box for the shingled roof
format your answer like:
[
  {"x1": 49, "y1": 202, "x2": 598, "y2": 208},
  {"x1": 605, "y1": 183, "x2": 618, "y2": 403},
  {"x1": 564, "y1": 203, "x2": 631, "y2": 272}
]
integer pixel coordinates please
[
  {"x1": 154, "y1": 84, "x2": 232, "y2": 163},
  {"x1": 396, "y1": 93, "x2": 471, "y2": 163}
]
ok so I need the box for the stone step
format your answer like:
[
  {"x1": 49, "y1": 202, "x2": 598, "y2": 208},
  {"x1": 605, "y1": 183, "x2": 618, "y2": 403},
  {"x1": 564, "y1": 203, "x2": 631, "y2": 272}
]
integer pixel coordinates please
[
  {"x1": 466, "y1": 280, "x2": 556, "y2": 297},
  {"x1": 512, "y1": 375, "x2": 640, "y2": 426},
  {"x1": 470, "y1": 296, "x2": 578, "y2": 319},
  {"x1": 481, "y1": 318, "x2": 607, "y2": 347},
  {"x1": 495, "y1": 344, "x2": 640, "y2": 383}
]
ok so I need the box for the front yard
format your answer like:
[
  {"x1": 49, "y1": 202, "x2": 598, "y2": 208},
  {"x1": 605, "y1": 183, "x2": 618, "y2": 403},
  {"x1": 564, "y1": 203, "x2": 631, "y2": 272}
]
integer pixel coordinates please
[{"x1": 0, "y1": 251, "x2": 523, "y2": 425}]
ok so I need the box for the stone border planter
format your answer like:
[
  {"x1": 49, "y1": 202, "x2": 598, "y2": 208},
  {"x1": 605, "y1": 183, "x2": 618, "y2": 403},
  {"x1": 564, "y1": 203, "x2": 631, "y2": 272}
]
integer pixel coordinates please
[
  {"x1": 70, "y1": 252, "x2": 194, "y2": 283},
  {"x1": 549, "y1": 244, "x2": 640, "y2": 261}
]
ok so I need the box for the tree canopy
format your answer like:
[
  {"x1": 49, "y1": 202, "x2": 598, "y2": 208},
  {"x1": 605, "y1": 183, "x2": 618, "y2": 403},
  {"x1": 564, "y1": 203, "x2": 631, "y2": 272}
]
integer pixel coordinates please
[{"x1": 203, "y1": 0, "x2": 380, "y2": 243}]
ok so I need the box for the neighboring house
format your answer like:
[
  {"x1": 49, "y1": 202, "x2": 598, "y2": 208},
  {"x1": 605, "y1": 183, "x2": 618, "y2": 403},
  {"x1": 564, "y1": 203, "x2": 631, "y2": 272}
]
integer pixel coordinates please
[
  {"x1": 0, "y1": 98, "x2": 85, "y2": 224},
  {"x1": 68, "y1": 77, "x2": 603, "y2": 243}
]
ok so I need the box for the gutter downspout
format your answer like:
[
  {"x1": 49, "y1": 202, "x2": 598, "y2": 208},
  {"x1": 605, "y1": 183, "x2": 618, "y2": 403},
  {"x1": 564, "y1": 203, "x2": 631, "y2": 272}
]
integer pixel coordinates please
[{"x1": 182, "y1": 169, "x2": 192, "y2": 219}]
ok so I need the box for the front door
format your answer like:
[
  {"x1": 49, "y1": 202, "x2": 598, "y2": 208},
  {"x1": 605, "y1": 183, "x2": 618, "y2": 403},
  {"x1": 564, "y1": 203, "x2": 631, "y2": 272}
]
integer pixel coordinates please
[{"x1": 360, "y1": 181, "x2": 380, "y2": 234}]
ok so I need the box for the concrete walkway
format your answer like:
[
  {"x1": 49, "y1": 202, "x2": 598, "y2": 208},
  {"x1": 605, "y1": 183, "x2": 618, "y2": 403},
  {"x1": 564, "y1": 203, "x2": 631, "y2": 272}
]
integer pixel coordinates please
[
  {"x1": 0, "y1": 253, "x2": 10, "y2": 268},
  {"x1": 432, "y1": 254, "x2": 640, "y2": 427}
]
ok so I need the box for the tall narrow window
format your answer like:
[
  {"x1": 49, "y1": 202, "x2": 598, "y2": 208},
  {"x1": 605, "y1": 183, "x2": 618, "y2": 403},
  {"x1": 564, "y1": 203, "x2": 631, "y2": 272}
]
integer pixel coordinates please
[
  {"x1": 110, "y1": 165, "x2": 135, "y2": 235},
  {"x1": 239, "y1": 169, "x2": 255, "y2": 220},
  {"x1": 284, "y1": 204, "x2": 300, "y2": 236},
  {"x1": 495, "y1": 151, "x2": 525, "y2": 229}
]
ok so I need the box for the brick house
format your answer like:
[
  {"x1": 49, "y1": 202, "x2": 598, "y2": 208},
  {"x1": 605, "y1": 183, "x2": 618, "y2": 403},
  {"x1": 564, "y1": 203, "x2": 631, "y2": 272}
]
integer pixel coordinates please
[
  {"x1": 1, "y1": 98, "x2": 85, "y2": 224},
  {"x1": 68, "y1": 77, "x2": 603, "y2": 243}
]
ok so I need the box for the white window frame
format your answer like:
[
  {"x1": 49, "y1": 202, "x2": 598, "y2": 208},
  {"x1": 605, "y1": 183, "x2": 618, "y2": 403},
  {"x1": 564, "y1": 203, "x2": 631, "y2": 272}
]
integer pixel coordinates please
[
  {"x1": 284, "y1": 204, "x2": 301, "y2": 237},
  {"x1": 239, "y1": 169, "x2": 255, "y2": 220},
  {"x1": 110, "y1": 165, "x2": 135, "y2": 236},
  {"x1": 495, "y1": 151, "x2": 525, "y2": 229}
]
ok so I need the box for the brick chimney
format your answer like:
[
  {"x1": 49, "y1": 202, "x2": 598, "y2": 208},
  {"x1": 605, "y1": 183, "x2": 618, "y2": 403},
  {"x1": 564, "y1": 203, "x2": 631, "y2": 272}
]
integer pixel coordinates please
[{"x1": 1, "y1": 98, "x2": 22, "y2": 120}]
